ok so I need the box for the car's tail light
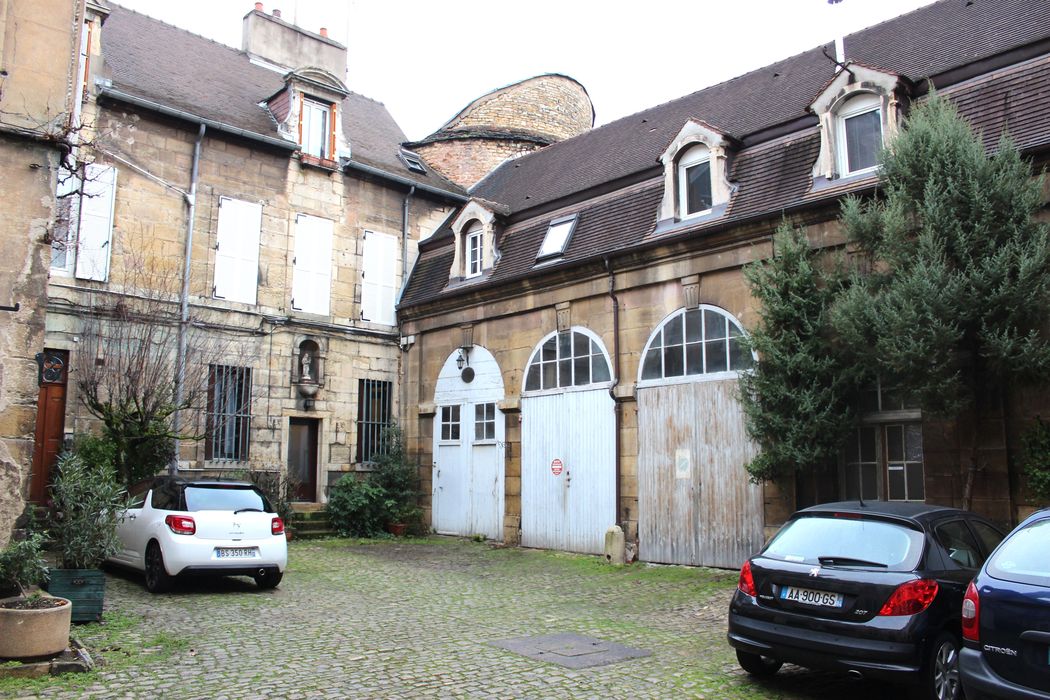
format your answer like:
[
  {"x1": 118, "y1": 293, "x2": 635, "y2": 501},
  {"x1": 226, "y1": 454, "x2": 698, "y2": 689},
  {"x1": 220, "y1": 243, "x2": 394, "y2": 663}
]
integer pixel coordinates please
[
  {"x1": 271, "y1": 517, "x2": 285, "y2": 536},
  {"x1": 878, "y1": 578, "x2": 939, "y2": 616},
  {"x1": 738, "y1": 560, "x2": 758, "y2": 597},
  {"x1": 165, "y1": 514, "x2": 196, "y2": 535},
  {"x1": 962, "y1": 581, "x2": 980, "y2": 642}
]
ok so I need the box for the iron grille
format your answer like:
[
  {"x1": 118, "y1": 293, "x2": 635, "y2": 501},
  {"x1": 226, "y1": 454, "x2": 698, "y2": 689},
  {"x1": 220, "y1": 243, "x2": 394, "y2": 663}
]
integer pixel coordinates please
[
  {"x1": 206, "y1": 364, "x2": 252, "y2": 461},
  {"x1": 357, "y1": 378, "x2": 392, "y2": 463}
]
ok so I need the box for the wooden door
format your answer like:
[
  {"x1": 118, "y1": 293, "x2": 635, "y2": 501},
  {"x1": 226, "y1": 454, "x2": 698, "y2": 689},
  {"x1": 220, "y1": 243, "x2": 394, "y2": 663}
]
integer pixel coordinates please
[
  {"x1": 289, "y1": 418, "x2": 319, "y2": 501},
  {"x1": 30, "y1": 350, "x2": 69, "y2": 504}
]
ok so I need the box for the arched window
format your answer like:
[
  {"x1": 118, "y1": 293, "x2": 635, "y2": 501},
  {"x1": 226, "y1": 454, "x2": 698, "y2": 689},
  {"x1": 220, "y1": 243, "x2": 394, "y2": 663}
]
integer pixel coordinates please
[
  {"x1": 464, "y1": 220, "x2": 483, "y2": 278},
  {"x1": 524, "y1": 328, "x2": 612, "y2": 392},
  {"x1": 639, "y1": 306, "x2": 752, "y2": 382},
  {"x1": 677, "y1": 144, "x2": 712, "y2": 218},
  {"x1": 836, "y1": 92, "x2": 882, "y2": 176}
]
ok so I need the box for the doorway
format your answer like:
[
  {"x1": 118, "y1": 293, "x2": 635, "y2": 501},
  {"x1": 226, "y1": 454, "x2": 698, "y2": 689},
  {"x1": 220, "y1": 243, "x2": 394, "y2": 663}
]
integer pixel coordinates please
[
  {"x1": 289, "y1": 417, "x2": 319, "y2": 501},
  {"x1": 30, "y1": 350, "x2": 69, "y2": 504}
]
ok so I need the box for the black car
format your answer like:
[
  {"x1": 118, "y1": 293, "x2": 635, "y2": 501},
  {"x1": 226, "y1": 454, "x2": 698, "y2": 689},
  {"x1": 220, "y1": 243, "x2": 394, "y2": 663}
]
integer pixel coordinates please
[
  {"x1": 959, "y1": 507, "x2": 1050, "y2": 699},
  {"x1": 727, "y1": 501, "x2": 1005, "y2": 700}
]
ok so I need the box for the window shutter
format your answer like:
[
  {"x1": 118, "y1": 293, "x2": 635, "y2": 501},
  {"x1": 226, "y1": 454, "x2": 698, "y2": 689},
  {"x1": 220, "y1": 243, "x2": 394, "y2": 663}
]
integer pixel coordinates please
[
  {"x1": 74, "y1": 163, "x2": 116, "y2": 281},
  {"x1": 297, "y1": 92, "x2": 305, "y2": 146},
  {"x1": 361, "y1": 230, "x2": 398, "y2": 325},
  {"x1": 291, "y1": 214, "x2": 333, "y2": 315},
  {"x1": 328, "y1": 102, "x2": 338, "y2": 160},
  {"x1": 213, "y1": 197, "x2": 262, "y2": 304}
]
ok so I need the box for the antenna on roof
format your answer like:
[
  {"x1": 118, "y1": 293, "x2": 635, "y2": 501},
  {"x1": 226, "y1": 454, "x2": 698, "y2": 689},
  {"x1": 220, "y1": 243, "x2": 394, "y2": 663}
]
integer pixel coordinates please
[{"x1": 821, "y1": 43, "x2": 855, "y2": 82}]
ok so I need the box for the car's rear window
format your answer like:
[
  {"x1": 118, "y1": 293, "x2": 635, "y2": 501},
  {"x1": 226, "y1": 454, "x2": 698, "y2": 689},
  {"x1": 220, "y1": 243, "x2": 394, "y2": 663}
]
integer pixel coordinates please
[
  {"x1": 986, "y1": 517, "x2": 1050, "y2": 587},
  {"x1": 762, "y1": 514, "x2": 925, "y2": 571},
  {"x1": 183, "y1": 485, "x2": 270, "y2": 513}
]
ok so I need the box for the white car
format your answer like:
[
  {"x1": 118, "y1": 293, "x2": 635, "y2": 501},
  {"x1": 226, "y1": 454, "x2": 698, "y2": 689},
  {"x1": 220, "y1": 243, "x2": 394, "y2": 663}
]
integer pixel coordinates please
[{"x1": 108, "y1": 477, "x2": 287, "y2": 593}]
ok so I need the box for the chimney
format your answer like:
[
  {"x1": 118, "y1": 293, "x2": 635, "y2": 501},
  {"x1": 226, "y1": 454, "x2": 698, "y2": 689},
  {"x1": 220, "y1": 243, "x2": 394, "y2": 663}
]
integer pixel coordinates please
[{"x1": 242, "y1": 5, "x2": 346, "y2": 76}]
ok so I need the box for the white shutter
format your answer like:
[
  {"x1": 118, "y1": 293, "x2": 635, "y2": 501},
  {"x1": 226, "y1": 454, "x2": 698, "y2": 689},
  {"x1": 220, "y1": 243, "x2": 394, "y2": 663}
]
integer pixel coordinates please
[
  {"x1": 291, "y1": 214, "x2": 333, "y2": 315},
  {"x1": 74, "y1": 163, "x2": 116, "y2": 281},
  {"x1": 361, "y1": 230, "x2": 398, "y2": 326},
  {"x1": 213, "y1": 197, "x2": 262, "y2": 304}
]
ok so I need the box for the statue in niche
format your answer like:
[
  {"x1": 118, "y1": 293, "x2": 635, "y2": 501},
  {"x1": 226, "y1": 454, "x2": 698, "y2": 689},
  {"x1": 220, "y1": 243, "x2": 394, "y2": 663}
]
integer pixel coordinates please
[{"x1": 300, "y1": 351, "x2": 313, "y2": 381}]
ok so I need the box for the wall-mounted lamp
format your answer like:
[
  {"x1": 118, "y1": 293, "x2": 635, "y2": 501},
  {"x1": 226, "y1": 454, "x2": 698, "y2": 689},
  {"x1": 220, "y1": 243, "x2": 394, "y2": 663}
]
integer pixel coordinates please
[{"x1": 456, "y1": 348, "x2": 468, "y2": 370}]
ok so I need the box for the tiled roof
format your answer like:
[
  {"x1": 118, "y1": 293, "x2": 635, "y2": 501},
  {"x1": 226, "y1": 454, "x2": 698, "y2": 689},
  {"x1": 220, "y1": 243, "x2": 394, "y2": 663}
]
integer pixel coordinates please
[
  {"x1": 403, "y1": 0, "x2": 1050, "y2": 310},
  {"x1": 470, "y1": 0, "x2": 1050, "y2": 215},
  {"x1": 100, "y1": 4, "x2": 465, "y2": 196}
]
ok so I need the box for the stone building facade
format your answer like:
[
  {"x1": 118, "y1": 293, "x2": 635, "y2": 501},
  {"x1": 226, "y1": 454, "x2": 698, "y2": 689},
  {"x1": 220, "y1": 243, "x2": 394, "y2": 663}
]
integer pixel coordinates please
[
  {"x1": 41, "y1": 4, "x2": 464, "y2": 502},
  {"x1": 399, "y1": 0, "x2": 1050, "y2": 565},
  {"x1": 0, "y1": 0, "x2": 85, "y2": 542}
]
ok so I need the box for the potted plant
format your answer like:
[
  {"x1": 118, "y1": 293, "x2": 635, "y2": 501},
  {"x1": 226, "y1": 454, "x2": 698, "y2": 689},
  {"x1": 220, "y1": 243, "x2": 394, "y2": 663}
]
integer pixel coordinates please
[
  {"x1": 372, "y1": 425, "x2": 424, "y2": 537},
  {"x1": 47, "y1": 452, "x2": 128, "y2": 622},
  {"x1": 386, "y1": 503, "x2": 423, "y2": 537},
  {"x1": 0, "y1": 527, "x2": 72, "y2": 658}
]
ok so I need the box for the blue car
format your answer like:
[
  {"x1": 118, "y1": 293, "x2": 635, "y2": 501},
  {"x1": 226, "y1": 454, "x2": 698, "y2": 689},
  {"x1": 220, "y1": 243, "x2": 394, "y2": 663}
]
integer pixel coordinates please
[{"x1": 960, "y1": 507, "x2": 1050, "y2": 699}]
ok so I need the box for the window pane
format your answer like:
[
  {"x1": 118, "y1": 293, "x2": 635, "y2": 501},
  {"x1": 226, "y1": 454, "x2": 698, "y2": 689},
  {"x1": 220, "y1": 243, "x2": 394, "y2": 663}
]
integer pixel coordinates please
[
  {"x1": 905, "y1": 424, "x2": 923, "y2": 463},
  {"x1": 888, "y1": 466, "x2": 906, "y2": 500},
  {"x1": 664, "y1": 315, "x2": 683, "y2": 346},
  {"x1": 845, "y1": 109, "x2": 881, "y2": 172},
  {"x1": 685, "y1": 161, "x2": 712, "y2": 214},
  {"x1": 641, "y1": 348, "x2": 662, "y2": 379},
  {"x1": 542, "y1": 337, "x2": 557, "y2": 361},
  {"x1": 936, "y1": 521, "x2": 980, "y2": 568},
  {"x1": 558, "y1": 331, "x2": 571, "y2": 360},
  {"x1": 704, "y1": 310, "x2": 727, "y2": 340},
  {"x1": 729, "y1": 338, "x2": 752, "y2": 370},
  {"x1": 573, "y1": 331, "x2": 589, "y2": 357},
  {"x1": 591, "y1": 355, "x2": 611, "y2": 382},
  {"x1": 450, "y1": 423, "x2": 460, "y2": 441},
  {"x1": 573, "y1": 356, "x2": 590, "y2": 386},
  {"x1": 558, "y1": 358, "x2": 572, "y2": 387},
  {"x1": 705, "y1": 339, "x2": 727, "y2": 373},
  {"x1": 525, "y1": 364, "x2": 541, "y2": 391},
  {"x1": 686, "y1": 343, "x2": 702, "y2": 375},
  {"x1": 685, "y1": 309, "x2": 701, "y2": 342},
  {"x1": 542, "y1": 361, "x2": 556, "y2": 389},
  {"x1": 906, "y1": 462, "x2": 925, "y2": 501},
  {"x1": 886, "y1": 425, "x2": 904, "y2": 462},
  {"x1": 663, "y1": 345, "x2": 684, "y2": 377},
  {"x1": 450, "y1": 405, "x2": 460, "y2": 422},
  {"x1": 971, "y1": 521, "x2": 1004, "y2": 556}
]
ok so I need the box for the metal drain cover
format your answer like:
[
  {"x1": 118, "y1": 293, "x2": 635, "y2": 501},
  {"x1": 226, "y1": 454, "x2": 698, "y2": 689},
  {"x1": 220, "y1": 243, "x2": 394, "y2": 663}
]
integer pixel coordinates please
[{"x1": 488, "y1": 633, "x2": 651, "y2": 669}]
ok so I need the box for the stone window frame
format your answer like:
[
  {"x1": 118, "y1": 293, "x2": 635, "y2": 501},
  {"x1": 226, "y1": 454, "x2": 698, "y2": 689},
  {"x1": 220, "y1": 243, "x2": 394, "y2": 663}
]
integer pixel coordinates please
[
  {"x1": 677, "y1": 144, "x2": 713, "y2": 219},
  {"x1": 656, "y1": 119, "x2": 735, "y2": 226},
  {"x1": 836, "y1": 92, "x2": 883, "y2": 177},
  {"x1": 809, "y1": 64, "x2": 906, "y2": 183},
  {"x1": 448, "y1": 199, "x2": 502, "y2": 283}
]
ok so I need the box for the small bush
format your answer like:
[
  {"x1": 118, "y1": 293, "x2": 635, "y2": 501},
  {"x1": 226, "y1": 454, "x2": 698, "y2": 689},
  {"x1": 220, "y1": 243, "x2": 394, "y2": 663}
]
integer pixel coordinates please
[
  {"x1": 0, "y1": 527, "x2": 48, "y2": 597},
  {"x1": 1020, "y1": 417, "x2": 1050, "y2": 502},
  {"x1": 326, "y1": 475, "x2": 387, "y2": 537},
  {"x1": 50, "y1": 452, "x2": 129, "y2": 569}
]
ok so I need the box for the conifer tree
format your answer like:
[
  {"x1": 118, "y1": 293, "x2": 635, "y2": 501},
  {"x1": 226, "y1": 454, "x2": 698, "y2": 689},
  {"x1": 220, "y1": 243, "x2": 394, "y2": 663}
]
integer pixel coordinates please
[
  {"x1": 832, "y1": 94, "x2": 1050, "y2": 506},
  {"x1": 739, "y1": 223, "x2": 861, "y2": 482}
]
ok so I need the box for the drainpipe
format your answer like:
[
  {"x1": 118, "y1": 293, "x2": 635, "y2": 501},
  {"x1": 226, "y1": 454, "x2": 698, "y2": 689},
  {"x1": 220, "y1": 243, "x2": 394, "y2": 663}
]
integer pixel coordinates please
[
  {"x1": 401, "y1": 186, "x2": 415, "y2": 282},
  {"x1": 170, "y1": 123, "x2": 207, "y2": 474},
  {"x1": 604, "y1": 256, "x2": 623, "y2": 531}
]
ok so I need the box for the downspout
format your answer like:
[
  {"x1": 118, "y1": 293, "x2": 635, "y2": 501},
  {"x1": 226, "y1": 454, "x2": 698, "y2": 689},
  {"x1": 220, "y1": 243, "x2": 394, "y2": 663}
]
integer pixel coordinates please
[
  {"x1": 170, "y1": 123, "x2": 206, "y2": 474},
  {"x1": 398, "y1": 185, "x2": 415, "y2": 430},
  {"x1": 401, "y1": 186, "x2": 415, "y2": 282},
  {"x1": 604, "y1": 256, "x2": 622, "y2": 531}
]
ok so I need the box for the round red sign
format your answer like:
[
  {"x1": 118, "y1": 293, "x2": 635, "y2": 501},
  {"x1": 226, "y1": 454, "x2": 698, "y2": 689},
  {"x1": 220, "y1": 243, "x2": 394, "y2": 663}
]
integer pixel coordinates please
[{"x1": 551, "y1": 458, "x2": 564, "y2": 476}]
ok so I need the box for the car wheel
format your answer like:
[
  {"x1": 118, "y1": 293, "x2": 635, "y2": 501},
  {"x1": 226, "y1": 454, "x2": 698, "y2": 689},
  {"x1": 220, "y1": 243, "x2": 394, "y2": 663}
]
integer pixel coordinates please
[
  {"x1": 926, "y1": 632, "x2": 962, "y2": 700},
  {"x1": 736, "y1": 649, "x2": 783, "y2": 677},
  {"x1": 254, "y1": 570, "x2": 283, "y2": 590},
  {"x1": 144, "y1": 542, "x2": 174, "y2": 594}
]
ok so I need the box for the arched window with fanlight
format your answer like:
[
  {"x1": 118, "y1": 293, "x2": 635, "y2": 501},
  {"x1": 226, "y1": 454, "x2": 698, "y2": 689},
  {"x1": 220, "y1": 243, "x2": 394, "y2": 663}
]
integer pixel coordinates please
[
  {"x1": 639, "y1": 305, "x2": 753, "y2": 384},
  {"x1": 523, "y1": 328, "x2": 612, "y2": 392}
]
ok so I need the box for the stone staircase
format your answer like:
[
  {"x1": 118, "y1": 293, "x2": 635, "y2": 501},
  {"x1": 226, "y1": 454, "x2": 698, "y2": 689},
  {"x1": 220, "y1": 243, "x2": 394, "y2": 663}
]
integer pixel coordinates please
[{"x1": 288, "y1": 503, "x2": 335, "y2": 539}]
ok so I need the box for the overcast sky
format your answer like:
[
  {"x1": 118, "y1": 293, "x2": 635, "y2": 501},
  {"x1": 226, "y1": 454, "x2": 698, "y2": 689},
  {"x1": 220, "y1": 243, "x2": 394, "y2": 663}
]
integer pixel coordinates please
[{"x1": 114, "y1": 0, "x2": 935, "y2": 141}]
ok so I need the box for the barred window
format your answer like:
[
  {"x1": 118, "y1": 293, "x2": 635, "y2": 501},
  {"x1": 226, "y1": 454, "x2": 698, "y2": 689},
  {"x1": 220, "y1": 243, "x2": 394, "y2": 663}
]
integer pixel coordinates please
[
  {"x1": 206, "y1": 365, "x2": 252, "y2": 461},
  {"x1": 357, "y1": 379, "x2": 392, "y2": 463}
]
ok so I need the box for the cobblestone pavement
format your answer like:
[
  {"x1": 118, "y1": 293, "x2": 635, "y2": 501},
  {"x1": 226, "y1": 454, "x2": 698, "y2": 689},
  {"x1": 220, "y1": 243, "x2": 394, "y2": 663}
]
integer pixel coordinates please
[{"x1": 8, "y1": 538, "x2": 900, "y2": 699}]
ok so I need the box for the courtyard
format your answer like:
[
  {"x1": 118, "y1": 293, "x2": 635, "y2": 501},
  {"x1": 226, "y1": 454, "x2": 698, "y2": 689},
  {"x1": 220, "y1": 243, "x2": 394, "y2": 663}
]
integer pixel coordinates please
[{"x1": 6, "y1": 538, "x2": 897, "y2": 699}]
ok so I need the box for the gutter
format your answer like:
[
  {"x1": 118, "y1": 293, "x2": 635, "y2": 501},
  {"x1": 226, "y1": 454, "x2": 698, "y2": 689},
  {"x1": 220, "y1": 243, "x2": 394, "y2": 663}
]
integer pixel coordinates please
[{"x1": 97, "y1": 86, "x2": 298, "y2": 151}]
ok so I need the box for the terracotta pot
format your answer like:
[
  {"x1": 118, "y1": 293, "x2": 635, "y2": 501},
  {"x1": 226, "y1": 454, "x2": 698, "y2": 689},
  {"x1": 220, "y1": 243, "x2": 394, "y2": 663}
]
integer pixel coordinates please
[
  {"x1": 386, "y1": 523, "x2": 408, "y2": 537},
  {"x1": 0, "y1": 595, "x2": 72, "y2": 658}
]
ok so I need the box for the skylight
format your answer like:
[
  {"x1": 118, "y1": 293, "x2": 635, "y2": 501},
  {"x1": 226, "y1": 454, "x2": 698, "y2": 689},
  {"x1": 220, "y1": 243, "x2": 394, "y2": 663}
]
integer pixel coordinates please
[
  {"x1": 400, "y1": 150, "x2": 427, "y2": 174},
  {"x1": 537, "y1": 214, "x2": 577, "y2": 259}
]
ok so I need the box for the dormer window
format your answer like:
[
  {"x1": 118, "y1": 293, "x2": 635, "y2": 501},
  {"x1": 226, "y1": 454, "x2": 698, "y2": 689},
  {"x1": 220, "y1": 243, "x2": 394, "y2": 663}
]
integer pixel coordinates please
[
  {"x1": 537, "y1": 214, "x2": 577, "y2": 260},
  {"x1": 400, "y1": 150, "x2": 427, "y2": 174},
  {"x1": 678, "y1": 145, "x2": 712, "y2": 218},
  {"x1": 809, "y1": 64, "x2": 905, "y2": 183},
  {"x1": 656, "y1": 119, "x2": 735, "y2": 230},
  {"x1": 300, "y1": 96, "x2": 335, "y2": 159},
  {"x1": 838, "y1": 93, "x2": 882, "y2": 175},
  {"x1": 465, "y1": 222, "x2": 483, "y2": 278}
]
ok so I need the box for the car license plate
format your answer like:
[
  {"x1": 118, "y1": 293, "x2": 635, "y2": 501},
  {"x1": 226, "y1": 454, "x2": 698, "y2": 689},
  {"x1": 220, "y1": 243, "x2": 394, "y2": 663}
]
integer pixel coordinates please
[
  {"x1": 780, "y1": 586, "x2": 843, "y2": 608},
  {"x1": 216, "y1": 547, "x2": 256, "y2": 559}
]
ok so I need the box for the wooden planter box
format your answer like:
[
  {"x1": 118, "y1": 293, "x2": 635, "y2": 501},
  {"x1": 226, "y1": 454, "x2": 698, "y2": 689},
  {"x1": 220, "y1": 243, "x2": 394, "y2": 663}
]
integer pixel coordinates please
[{"x1": 47, "y1": 569, "x2": 105, "y2": 623}]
